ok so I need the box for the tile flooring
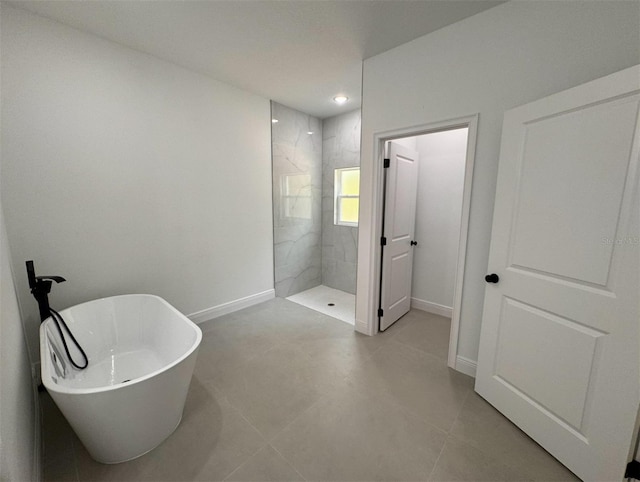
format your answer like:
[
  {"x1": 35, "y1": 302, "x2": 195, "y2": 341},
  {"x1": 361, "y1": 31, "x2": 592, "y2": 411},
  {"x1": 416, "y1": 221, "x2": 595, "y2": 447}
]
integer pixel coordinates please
[
  {"x1": 286, "y1": 285, "x2": 355, "y2": 325},
  {"x1": 42, "y1": 298, "x2": 580, "y2": 481}
]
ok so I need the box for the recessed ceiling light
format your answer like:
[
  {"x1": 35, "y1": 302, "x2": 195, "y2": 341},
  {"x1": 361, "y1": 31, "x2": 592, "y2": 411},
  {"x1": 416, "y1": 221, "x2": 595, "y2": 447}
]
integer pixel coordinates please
[
  {"x1": 272, "y1": 119, "x2": 279, "y2": 123},
  {"x1": 333, "y1": 95, "x2": 348, "y2": 105},
  {"x1": 307, "y1": 131, "x2": 314, "y2": 135}
]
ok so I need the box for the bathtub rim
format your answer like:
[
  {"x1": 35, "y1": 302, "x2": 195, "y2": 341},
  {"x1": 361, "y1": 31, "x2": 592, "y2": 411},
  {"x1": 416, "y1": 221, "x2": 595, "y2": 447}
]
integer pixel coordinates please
[{"x1": 40, "y1": 293, "x2": 202, "y2": 396}]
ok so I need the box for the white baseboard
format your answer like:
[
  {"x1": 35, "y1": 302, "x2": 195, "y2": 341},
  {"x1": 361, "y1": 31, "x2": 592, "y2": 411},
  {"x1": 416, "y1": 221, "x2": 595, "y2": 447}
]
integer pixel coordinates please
[
  {"x1": 410, "y1": 298, "x2": 453, "y2": 318},
  {"x1": 455, "y1": 355, "x2": 477, "y2": 378},
  {"x1": 188, "y1": 289, "x2": 275, "y2": 324}
]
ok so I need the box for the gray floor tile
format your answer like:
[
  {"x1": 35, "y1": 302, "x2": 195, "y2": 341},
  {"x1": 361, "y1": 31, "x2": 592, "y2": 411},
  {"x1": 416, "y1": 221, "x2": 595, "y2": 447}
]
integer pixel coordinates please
[
  {"x1": 376, "y1": 309, "x2": 419, "y2": 337},
  {"x1": 197, "y1": 312, "x2": 246, "y2": 333},
  {"x1": 41, "y1": 393, "x2": 80, "y2": 482},
  {"x1": 72, "y1": 379, "x2": 265, "y2": 481},
  {"x1": 272, "y1": 384, "x2": 447, "y2": 481},
  {"x1": 450, "y1": 392, "x2": 581, "y2": 481},
  {"x1": 233, "y1": 297, "x2": 320, "y2": 324},
  {"x1": 291, "y1": 330, "x2": 389, "y2": 380},
  {"x1": 222, "y1": 343, "x2": 329, "y2": 440},
  {"x1": 72, "y1": 442, "x2": 146, "y2": 482},
  {"x1": 193, "y1": 316, "x2": 281, "y2": 391},
  {"x1": 43, "y1": 454, "x2": 78, "y2": 482},
  {"x1": 347, "y1": 339, "x2": 474, "y2": 432},
  {"x1": 224, "y1": 445, "x2": 304, "y2": 482},
  {"x1": 429, "y1": 436, "x2": 532, "y2": 482},
  {"x1": 393, "y1": 311, "x2": 452, "y2": 361},
  {"x1": 41, "y1": 298, "x2": 578, "y2": 482},
  {"x1": 239, "y1": 304, "x2": 348, "y2": 345},
  {"x1": 40, "y1": 393, "x2": 76, "y2": 465}
]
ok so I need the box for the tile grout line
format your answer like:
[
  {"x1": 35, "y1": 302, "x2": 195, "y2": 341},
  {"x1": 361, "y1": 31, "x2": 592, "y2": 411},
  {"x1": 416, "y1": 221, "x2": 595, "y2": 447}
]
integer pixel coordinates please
[
  {"x1": 202, "y1": 303, "x2": 353, "y2": 450},
  {"x1": 221, "y1": 443, "x2": 267, "y2": 482},
  {"x1": 266, "y1": 391, "x2": 331, "y2": 443},
  {"x1": 443, "y1": 394, "x2": 567, "y2": 482},
  {"x1": 443, "y1": 381, "x2": 565, "y2": 481},
  {"x1": 425, "y1": 436, "x2": 449, "y2": 482},
  {"x1": 267, "y1": 443, "x2": 309, "y2": 482},
  {"x1": 362, "y1": 341, "x2": 386, "y2": 360},
  {"x1": 217, "y1": 366, "x2": 323, "y2": 481},
  {"x1": 345, "y1": 339, "x2": 473, "y2": 437},
  {"x1": 220, "y1": 408, "x2": 272, "y2": 481},
  {"x1": 442, "y1": 432, "x2": 536, "y2": 482},
  {"x1": 447, "y1": 385, "x2": 474, "y2": 435},
  {"x1": 342, "y1": 366, "x2": 452, "y2": 444},
  {"x1": 260, "y1": 391, "x2": 340, "y2": 481},
  {"x1": 206, "y1": 380, "x2": 275, "y2": 481},
  {"x1": 219, "y1": 387, "x2": 272, "y2": 446},
  {"x1": 390, "y1": 323, "x2": 452, "y2": 363}
]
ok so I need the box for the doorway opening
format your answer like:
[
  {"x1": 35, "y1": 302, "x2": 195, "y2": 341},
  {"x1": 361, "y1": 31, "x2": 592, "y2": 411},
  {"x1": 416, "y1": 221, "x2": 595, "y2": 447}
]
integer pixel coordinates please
[{"x1": 368, "y1": 115, "x2": 478, "y2": 374}]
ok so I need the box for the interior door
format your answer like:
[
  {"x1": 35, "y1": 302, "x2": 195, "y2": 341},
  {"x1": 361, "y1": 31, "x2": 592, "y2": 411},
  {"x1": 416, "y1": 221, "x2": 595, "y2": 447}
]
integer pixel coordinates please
[
  {"x1": 379, "y1": 141, "x2": 419, "y2": 331},
  {"x1": 476, "y1": 65, "x2": 640, "y2": 482}
]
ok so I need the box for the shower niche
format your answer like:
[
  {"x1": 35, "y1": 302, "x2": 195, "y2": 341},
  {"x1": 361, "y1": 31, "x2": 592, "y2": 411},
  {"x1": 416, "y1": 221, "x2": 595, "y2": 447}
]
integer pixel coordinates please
[{"x1": 271, "y1": 101, "x2": 361, "y2": 323}]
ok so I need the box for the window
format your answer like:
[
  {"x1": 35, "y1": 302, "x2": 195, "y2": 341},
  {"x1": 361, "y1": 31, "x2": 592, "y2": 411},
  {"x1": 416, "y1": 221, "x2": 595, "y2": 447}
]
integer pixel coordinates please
[
  {"x1": 282, "y1": 173, "x2": 312, "y2": 220},
  {"x1": 334, "y1": 167, "x2": 360, "y2": 226}
]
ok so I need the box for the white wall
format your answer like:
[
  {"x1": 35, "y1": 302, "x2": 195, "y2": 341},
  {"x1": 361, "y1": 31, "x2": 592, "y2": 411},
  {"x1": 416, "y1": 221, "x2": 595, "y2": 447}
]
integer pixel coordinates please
[
  {"x1": 0, "y1": 200, "x2": 37, "y2": 481},
  {"x1": 411, "y1": 128, "x2": 467, "y2": 312},
  {"x1": 357, "y1": 1, "x2": 640, "y2": 362},
  {"x1": 1, "y1": 6, "x2": 274, "y2": 362}
]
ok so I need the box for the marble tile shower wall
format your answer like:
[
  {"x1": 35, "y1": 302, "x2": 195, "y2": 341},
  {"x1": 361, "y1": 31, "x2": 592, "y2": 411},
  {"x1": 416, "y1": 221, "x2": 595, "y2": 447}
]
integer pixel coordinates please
[
  {"x1": 272, "y1": 102, "x2": 323, "y2": 297},
  {"x1": 321, "y1": 109, "x2": 361, "y2": 294}
]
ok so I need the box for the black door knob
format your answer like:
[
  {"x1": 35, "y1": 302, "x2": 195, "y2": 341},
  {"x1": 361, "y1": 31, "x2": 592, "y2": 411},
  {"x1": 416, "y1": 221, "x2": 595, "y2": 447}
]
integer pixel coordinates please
[
  {"x1": 485, "y1": 273, "x2": 499, "y2": 283},
  {"x1": 410, "y1": 240, "x2": 418, "y2": 246}
]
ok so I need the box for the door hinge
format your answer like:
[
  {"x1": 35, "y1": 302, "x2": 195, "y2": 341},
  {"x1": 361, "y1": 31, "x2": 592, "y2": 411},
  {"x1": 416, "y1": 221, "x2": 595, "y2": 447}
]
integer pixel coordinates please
[
  {"x1": 380, "y1": 236, "x2": 387, "y2": 246},
  {"x1": 378, "y1": 308, "x2": 384, "y2": 317},
  {"x1": 383, "y1": 158, "x2": 390, "y2": 168},
  {"x1": 625, "y1": 460, "x2": 640, "y2": 480}
]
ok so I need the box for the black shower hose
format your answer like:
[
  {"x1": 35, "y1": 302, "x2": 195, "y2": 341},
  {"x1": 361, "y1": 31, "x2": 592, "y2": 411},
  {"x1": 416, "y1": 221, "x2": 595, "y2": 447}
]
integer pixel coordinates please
[{"x1": 49, "y1": 308, "x2": 89, "y2": 370}]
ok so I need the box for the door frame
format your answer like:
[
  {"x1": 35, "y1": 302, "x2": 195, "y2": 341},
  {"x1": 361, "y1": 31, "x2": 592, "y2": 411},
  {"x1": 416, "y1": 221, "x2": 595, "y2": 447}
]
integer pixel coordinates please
[{"x1": 358, "y1": 114, "x2": 478, "y2": 374}]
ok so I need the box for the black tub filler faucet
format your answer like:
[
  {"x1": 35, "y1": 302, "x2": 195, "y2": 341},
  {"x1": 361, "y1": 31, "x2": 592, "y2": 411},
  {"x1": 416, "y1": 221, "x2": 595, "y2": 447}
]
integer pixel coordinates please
[{"x1": 25, "y1": 260, "x2": 66, "y2": 322}]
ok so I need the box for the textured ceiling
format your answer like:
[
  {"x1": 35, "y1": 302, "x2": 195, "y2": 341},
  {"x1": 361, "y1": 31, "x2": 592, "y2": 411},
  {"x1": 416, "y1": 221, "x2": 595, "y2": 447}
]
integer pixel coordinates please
[{"x1": 9, "y1": 1, "x2": 503, "y2": 118}]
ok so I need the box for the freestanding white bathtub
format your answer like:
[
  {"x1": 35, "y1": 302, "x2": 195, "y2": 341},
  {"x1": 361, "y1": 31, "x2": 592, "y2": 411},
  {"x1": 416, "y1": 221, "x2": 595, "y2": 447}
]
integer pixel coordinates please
[{"x1": 40, "y1": 294, "x2": 202, "y2": 464}]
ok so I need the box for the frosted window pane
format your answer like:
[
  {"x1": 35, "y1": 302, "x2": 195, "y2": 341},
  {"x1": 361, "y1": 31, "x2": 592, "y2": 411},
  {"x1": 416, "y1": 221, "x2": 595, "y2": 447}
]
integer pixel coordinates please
[
  {"x1": 340, "y1": 198, "x2": 359, "y2": 224},
  {"x1": 334, "y1": 168, "x2": 360, "y2": 226},
  {"x1": 341, "y1": 170, "x2": 360, "y2": 196}
]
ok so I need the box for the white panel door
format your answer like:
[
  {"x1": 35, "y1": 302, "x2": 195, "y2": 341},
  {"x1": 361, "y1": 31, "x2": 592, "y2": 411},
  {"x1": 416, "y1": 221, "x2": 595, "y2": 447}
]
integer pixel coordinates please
[
  {"x1": 476, "y1": 65, "x2": 640, "y2": 482},
  {"x1": 380, "y1": 141, "x2": 419, "y2": 331}
]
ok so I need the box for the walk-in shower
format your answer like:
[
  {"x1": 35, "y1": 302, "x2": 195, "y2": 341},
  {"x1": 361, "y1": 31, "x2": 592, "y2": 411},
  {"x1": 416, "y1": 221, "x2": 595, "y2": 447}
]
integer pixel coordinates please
[{"x1": 270, "y1": 101, "x2": 361, "y2": 324}]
